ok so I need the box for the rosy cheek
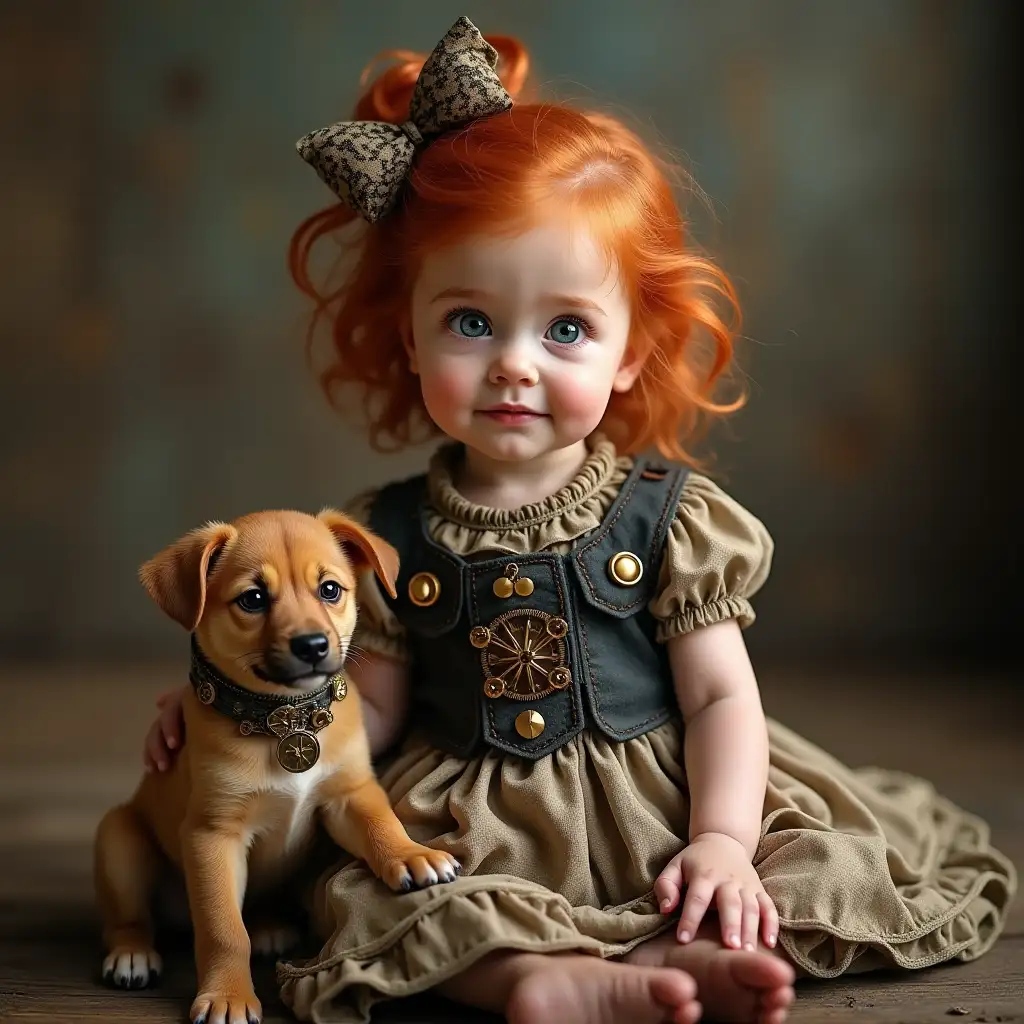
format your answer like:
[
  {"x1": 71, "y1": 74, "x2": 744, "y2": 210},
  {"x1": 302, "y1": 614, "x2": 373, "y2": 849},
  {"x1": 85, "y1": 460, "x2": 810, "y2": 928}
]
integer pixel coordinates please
[
  {"x1": 549, "y1": 373, "x2": 610, "y2": 425},
  {"x1": 419, "y1": 361, "x2": 475, "y2": 417}
]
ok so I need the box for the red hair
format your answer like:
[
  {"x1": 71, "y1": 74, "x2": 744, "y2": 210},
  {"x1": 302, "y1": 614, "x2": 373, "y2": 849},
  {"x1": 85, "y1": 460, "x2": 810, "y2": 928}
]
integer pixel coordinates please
[{"x1": 289, "y1": 35, "x2": 744, "y2": 463}]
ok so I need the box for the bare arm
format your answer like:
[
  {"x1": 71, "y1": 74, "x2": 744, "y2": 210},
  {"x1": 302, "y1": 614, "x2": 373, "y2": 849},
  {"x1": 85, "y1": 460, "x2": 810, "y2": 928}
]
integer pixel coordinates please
[
  {"x1": 668, "y1": 618, "x2": 768, "y2": 858},
  {"x1": 350, "y1": 652, "x2": 411, "y2": 758}
]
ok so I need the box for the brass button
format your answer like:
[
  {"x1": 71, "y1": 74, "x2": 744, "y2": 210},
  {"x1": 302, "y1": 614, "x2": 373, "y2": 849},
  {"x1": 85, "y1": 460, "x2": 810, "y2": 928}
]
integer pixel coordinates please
[
  {"x1": 515, "y1": 709, "x2": 545, "y2": 739},
  {"x1": 483, "y1": 677, "x2": 505, "y2": 698},
  {"x1": 546, "y1": 617, "x2": 568, "y2": 639},
  {"x1": 514, "y1": 577, "x2": 534, "y2": 597},
  {"x1": 469, "y1": 625, "x2": 491, "y2": 648},
  {"x1": 408, "y1": 572, "x2": 441, "y2": 607},
  {"x1": 608, "y1": 551, "x2": 643, "y2": 586},
  {"x1": 493, "y1": 576, "x2": 514, "y2": 598}
]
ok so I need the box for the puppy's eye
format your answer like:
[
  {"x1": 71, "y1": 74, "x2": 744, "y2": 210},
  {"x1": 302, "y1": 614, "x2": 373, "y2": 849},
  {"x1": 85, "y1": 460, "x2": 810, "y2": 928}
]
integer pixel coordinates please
[
  {"x1": 236, "y1": 588, "x2": 269, "y2": 613},
  {"x1": 319, "y1": 580, "x2": 342, "y2": 604}
]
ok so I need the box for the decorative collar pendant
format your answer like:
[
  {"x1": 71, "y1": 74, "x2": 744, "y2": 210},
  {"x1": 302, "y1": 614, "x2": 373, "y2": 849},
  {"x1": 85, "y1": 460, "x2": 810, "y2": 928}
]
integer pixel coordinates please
[{"x1": 188, "y1": 637, "x2": 348, "y2": 773}]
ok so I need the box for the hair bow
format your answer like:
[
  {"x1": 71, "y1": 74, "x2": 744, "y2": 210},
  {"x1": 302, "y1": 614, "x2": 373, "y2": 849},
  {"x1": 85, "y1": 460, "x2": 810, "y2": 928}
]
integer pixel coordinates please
[{"x1": 295, "y1": 16, "x2": 513, "y2": 223}]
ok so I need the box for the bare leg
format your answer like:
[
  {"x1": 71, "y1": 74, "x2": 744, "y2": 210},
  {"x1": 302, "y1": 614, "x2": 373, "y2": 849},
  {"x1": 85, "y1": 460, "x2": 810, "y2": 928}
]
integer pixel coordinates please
[
  {"x1": 626, "y1": 921, "x2": 797, "y2": 1024},
  {"x1": 438, "y1": 949, "x2": 702, "y2": 1024}
]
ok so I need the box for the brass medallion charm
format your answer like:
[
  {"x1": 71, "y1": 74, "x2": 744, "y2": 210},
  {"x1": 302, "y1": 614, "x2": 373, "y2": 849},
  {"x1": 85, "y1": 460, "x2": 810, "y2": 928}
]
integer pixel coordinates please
[
  {"x1": 515, "y1": 709, "x2": 545, "y2": 739},
  {"x1": 267, "y1": 705, "x2": 303, "y2": 738},
  {"x1": 196, "y1": 680, "x2": 216, "y2": 705},
  {"x1": 608, "y1": 551, "x2": 643, "y2": 586},
  {"x1": 477, "y1": 609, "x2": 569, "y2": 701},
  {"x1": 277, "y1": 731, "x2": 320, "y2": 773},
  {"x1": 239, "y1": 720, "x2": 254, "y2": 736},
  {"x1": 408, "y1": 571, "x2": 441, "y2": 607},
  {"x1": 514, "y1": 577, "x2": 534, "y2": 596},
  {"x1": 331, "y1": 674, "x2": 348, "y2": 702},
  {"x1": 310, "y1": 708, "x2": 333, "y2": 730}
]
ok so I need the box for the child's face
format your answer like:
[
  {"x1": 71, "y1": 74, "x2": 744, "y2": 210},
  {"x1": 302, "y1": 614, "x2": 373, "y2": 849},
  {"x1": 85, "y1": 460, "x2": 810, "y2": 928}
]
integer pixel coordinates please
[{"x1": 408, "y1": 218, "x2": 640, "y2": 464}]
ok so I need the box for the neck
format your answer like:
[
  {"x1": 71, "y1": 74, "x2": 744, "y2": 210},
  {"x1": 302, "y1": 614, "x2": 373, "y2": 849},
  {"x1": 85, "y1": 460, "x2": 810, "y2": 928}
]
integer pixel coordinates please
[{"x1": 456, "y1": 439, "x2": 589, "y2": 508}]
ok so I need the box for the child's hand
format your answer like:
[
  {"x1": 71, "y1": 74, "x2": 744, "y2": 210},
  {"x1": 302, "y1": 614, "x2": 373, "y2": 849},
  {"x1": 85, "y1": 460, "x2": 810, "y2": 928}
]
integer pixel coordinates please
[
  {"x1": 655, "y1": 831, "x2": 778, "y2": 951},
  {"x1": 143, "y1": 687, "x2": 187, "y2": 772}
]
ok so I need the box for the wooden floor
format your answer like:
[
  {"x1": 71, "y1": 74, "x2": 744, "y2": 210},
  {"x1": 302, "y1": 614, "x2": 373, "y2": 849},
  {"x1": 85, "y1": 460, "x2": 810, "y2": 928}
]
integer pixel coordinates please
[{"x1": 0, "y1": 663, "x2": 1020, "y2": 1023}]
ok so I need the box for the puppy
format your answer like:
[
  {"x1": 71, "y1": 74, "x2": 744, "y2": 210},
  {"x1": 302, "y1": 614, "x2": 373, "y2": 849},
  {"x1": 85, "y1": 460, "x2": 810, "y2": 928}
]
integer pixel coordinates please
[{"x1": 94, "y1": 509, "x2": 459, "y2": 1024}]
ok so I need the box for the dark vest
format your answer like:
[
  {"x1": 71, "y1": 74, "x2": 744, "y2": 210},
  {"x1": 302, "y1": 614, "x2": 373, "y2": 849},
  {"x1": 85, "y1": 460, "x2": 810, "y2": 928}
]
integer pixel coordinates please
[{"x1": 369, "y1": 457, "x2": 690, "y2": 761}]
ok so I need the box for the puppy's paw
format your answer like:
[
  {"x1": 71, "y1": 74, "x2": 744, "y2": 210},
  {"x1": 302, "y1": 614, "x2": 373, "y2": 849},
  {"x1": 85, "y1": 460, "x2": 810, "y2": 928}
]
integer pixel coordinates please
[
  {"x1": 381, "y1": 845, "x2": 462, "y2": 892},
  {"x1": 102, "y1": 945, "x2": 163, "y2": 989},
  {"x1": 191, "y1": 985, "x2": 262, "y2": 1024},
  {"x1": 250, "y1": 922, "x2": 301, "y2": 958}
]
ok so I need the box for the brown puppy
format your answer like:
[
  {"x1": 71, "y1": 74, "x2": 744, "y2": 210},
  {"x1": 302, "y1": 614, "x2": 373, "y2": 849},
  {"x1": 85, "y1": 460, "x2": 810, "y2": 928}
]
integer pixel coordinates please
[{"x1": 94, "y1": 509, "x2": 459, "y2": 1024}]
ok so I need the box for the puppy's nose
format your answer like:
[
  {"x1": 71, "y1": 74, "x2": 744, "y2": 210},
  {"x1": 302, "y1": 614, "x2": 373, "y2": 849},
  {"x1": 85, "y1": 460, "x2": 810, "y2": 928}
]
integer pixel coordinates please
[{"x1": 289, "y1": 632, "x2": 330, "y2": 665}]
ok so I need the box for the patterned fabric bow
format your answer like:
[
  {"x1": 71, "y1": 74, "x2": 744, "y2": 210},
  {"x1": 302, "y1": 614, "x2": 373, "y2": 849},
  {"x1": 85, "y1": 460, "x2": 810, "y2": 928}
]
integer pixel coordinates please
[{"x1": 295, "y1": 16, "x2": 513, "y2": 223}]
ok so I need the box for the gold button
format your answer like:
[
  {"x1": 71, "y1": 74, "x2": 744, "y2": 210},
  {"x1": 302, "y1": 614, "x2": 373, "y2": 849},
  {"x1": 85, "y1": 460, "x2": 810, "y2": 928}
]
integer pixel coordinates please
[
  {"x1": 483, "y1": 677, "x2": 505, "y2": 698},
  {"x1": 514, "y1": 577, "x2": 534, "y2": 597},
  {"x1": 608, "y1": 551, "x2": 643, "y2": 586},
  {"x1": 408, "y1": 572, "x2": 441, "y2": 607},
  {"x1": 546, "y1": 617, "x2": 568, "y2": 638},
  {"x1": 493, "y1": 577, "x2": 514, "y2": 598},
  {"x1": 515, "y1": 709, "x2": 545, "y2": 739}
]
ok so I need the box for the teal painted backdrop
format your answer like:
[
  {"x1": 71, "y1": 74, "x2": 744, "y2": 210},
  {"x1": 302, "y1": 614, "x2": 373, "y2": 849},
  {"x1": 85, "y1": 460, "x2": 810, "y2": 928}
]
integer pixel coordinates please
[{"x1": 0, "y1": 1, "x2": 1016, "y2": 663}]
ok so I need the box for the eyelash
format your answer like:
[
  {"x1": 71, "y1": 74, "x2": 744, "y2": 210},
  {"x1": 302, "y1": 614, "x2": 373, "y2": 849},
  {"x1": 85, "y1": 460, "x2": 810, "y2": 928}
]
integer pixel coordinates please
[{"x1": 441, "y1": 306, "x2": 597, "y2": 347}]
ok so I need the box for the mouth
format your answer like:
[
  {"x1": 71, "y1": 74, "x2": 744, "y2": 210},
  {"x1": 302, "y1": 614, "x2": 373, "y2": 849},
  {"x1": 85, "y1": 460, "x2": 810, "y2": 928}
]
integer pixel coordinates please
[
  {"x1": 251, "y1": 664, "x2": 336, "y2": 688},
  {"x1": 478, "y1": 404, "x2": 547, "y2": 424}
]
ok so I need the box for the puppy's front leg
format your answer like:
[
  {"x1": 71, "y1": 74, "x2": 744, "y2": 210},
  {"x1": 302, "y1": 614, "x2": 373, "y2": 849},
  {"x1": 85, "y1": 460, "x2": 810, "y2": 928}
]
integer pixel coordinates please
[
  {"x1": 320, "y1": 774, "x2": 460, "y2": 892},
  {"x1": 181, "y1": 819, "x2": 261, "y2": 1024}
]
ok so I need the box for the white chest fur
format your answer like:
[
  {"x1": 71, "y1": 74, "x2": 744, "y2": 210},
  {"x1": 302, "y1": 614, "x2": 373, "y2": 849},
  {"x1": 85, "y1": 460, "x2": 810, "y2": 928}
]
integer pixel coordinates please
[{"x1": 244, "y1": 752, "x2": 335, "y2": 887}]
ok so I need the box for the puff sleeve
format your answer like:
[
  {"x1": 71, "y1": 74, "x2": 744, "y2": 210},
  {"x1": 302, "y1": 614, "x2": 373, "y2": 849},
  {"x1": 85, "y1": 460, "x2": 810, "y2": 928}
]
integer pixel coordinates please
[
  {"x1": 343, "y1": 488, "x2": 409, "y2": 664},
  {"x1": 649, "y1": 473, "x2": 774, "y2": 643}
]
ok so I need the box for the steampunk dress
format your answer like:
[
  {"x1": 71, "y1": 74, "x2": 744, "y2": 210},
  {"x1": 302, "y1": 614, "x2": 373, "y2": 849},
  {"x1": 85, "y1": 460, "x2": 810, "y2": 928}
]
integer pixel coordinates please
[{"x1": 279, "y1": 435, "x2": 1015, "y2": 1023}]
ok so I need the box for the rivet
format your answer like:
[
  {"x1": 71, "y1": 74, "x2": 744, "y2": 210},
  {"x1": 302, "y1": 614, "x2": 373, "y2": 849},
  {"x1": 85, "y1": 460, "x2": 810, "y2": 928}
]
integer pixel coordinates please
[{"x1": 515, "y1": 709, "x2": 545, "y2": 739}]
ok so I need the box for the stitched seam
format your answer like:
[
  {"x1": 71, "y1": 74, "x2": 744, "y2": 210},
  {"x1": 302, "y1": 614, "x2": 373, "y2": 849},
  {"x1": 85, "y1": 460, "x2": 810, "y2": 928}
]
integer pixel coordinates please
[
  {"x1": 574, "y1": 467, "x2": 643, "y2": 610},
  {"x1": 574, "y1": 463, "x2": 683, "y2": 614}
]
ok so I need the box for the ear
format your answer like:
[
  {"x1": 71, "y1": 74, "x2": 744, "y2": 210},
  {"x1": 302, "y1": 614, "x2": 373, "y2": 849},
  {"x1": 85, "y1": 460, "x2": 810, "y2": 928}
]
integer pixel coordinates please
[
  {"x1": 139, "y1": 522, "x2": 237, "y2": 631},
  {"x1": 611, "y1": 343, "x2": 647, "y2": 393},
  {"x1": 318, "y1": 508, "x2": 400, "y2": 600}
]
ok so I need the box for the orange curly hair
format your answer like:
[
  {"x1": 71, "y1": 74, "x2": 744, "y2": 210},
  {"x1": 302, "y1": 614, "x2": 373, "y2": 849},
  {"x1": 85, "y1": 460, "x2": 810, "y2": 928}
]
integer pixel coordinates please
[{"x1": 289, "y1": 35, "x2": 744, "y2": 463}]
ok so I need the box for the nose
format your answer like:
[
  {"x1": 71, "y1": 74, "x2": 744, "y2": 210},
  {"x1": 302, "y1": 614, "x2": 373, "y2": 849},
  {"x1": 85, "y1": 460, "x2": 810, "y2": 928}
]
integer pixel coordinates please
[
  {"x1": 289, "y1": 632, "x2": 330, "y2": 665},
  {"x1": 488, "y1": 343, "x2": 538, "y2": 387}
]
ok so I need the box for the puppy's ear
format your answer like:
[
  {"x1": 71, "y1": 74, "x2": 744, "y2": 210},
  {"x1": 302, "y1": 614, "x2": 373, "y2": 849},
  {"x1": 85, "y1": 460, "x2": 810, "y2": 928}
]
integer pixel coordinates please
[
  {"x1": 139, "y1": 522, "x2": 237, "y2": 631},
  {"x1": 318, "y1": 509, "x2": 399, "y2": 600}
]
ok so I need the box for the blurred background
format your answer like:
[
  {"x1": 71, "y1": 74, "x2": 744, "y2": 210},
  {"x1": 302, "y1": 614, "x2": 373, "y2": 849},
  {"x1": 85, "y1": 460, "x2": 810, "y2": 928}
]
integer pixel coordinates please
[{"x1": 0, "y1": 0, "x2": 1019, "y2": 669}]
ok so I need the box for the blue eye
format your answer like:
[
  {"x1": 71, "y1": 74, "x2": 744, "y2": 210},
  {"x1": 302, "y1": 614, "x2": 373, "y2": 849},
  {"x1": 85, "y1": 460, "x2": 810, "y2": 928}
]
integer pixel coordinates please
[
  {"x1": 546, "y1": 318, "x2": 584, "y2": 345},
  {"x1": 236, "y1": 588, "x2": 269, "y2": 613},
  {"x1": 448, "y1": 310, "x2": 491, "y2": 338}
]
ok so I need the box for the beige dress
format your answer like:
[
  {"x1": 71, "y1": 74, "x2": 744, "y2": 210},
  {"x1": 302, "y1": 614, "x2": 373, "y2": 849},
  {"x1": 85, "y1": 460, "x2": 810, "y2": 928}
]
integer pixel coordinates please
[{"x1": 278, "y1": 436, "x2": 1016, "y2": 1023}]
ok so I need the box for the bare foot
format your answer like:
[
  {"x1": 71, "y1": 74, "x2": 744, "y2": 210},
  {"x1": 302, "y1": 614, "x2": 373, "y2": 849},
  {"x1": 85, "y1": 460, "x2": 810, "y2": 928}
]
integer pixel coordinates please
[
  {"x1": 626, "y1": 929, "x2": 796, "y2": 1024},
  {"x1": 507, "y1": 954, "x2": 701, "y2": 1024}
]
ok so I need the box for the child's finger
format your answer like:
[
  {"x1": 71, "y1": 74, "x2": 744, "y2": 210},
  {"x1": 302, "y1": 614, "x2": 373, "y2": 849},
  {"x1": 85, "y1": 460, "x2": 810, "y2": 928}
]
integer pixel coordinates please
[
  {"x1": 160, "y1": 707, "x2": 182, "y2": 750},
  {"x1": 144, "y1": 725, "x2": 169, "y2": 772},
  {"x1": 154, "y1": 689, "x2": 175, "y2": 709},
  {"x1": 654, "y1": 871, "x2": 682, "y2": 914},
  {"x1": 740, "y1": 889, "x2": 761, "y2": 950},
  {"x1": 757, "y1": 890, "x2": 779, "y2": 948},
  {"x1": 676, "y1": 877, "x2": 714, "y2": 942},
  {"x1": 715, "y1": 883, "x2": 743, "y2": 949}
]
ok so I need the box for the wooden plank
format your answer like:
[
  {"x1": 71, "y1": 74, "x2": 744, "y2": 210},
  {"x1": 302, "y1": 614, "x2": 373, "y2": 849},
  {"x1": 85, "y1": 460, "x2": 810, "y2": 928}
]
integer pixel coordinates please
[{"x1": 0, "y1": 663, "x2": 1019, "y2": 1022}]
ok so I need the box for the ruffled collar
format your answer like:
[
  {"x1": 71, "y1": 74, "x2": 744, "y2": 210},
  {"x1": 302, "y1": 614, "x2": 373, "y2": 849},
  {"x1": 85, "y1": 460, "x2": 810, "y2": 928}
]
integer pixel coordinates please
[{"x1": 426, "y1": 434, "x2": 623, "y2": 532}]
